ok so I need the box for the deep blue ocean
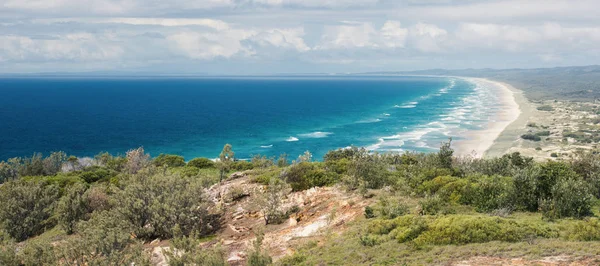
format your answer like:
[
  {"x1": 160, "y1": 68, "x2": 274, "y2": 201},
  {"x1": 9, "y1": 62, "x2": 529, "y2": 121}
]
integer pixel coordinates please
[{"x1": 0, "y1": 76, "x2": 496, "y2": 161}]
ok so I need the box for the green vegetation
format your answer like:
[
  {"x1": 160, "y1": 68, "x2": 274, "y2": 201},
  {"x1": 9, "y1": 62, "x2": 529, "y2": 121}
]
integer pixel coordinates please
[
  {"x1": 2, "y1": 141, "x2": 600, "y2": 264},
  {"x1": 537, "y1": 105, "x2": 555, "y2": 111}
]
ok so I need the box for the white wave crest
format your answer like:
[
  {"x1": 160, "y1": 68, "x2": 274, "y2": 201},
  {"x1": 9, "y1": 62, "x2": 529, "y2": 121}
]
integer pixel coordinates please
[
  {"x1": 286, "y1": 136, "x2": 299, "y2": 142},
  {"x1": 260, "y1": 145, "x2": 273, "y2": 148},
  {"x1": 357, "y1": 118, "x2": 382, "y2": 123},
  {"x1": 298, "y1": 131, "x2": 333, "y2": 138}
]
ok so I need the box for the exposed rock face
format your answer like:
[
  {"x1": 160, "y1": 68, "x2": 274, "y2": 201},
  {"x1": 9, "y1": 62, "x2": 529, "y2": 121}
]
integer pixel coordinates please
[{"x1": 204, "y1": 171, "x2": 371, "y2": 262}]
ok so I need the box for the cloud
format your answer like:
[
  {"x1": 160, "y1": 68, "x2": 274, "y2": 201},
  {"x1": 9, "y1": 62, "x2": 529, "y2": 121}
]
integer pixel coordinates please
[
  {"x1": 0, "y1": 33, "x2": 124, "y2": 62},
  {"x1": 408, "y1": 23, "x2": 447, "y2": 53},
  {"x1": 316, "y1": 20, "x2": 408, "y2": 50}
]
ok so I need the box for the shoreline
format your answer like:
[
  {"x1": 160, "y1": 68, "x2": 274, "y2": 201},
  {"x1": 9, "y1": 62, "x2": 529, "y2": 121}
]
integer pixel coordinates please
[{"x1": 452, "y1": 77, "x2": 524, "y2": 158}]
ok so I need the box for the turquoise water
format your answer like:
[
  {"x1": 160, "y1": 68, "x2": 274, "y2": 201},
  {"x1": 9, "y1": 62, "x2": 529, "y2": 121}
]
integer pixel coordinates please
[{"x1": 0, "y1": 76, "x2": 496, "y2": 161}]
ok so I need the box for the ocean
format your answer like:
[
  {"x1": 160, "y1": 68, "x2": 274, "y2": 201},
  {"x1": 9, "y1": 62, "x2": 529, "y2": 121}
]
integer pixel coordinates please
[{"x1": 0, "y1": 76, "x2": 501, "y2": 161}]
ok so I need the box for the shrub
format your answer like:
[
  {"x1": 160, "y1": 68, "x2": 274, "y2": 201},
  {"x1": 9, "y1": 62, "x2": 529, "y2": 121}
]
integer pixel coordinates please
[
  {"x1": 536, "y1": 131, "x2": 551, "y2": 136},
  {"x1": 0, "y1": 180, "x2": 60, "y2": 241},
  {"x1": 471, "y1": 175, "x2": 515, "y2": 212},
  {"x1": 114, "y1": 173, "x2": 219, "y2": 239},
  {"x1": 544, "y1": 178, "x2": 593, "y2": 219},
  {"x1": 251, "y1": 155, "x2": 274, "y2": 169},
  {"x1": 537, "y1": 105, "x2": 554, "y2": 111},
  {"x1": 164, "y1": 229, "x2": 227, "y2": 265},
  {"x1": 57, "y1": 183, "x2": 89, "y2": 234},
  {"x1": 0, "y1": 162, "x2": 18, "y2": 184},
  {"x1": 55, "y1": 210, "x2": 150, "y2": 264},
  {"x1": 418, "y1": 195, "x2": 454, "y2": 215},
  {"x1": 254, "y1": 178, "x2": 291, "y2": 225},
  {"x1": 187, "y1": 157, "x2": 215, "y2": 169},
  {"x1": 413, "y1": 215, "x2": 557, "y2": 245},
  {"x1": 565, "y1": 218, "x2": 600, "y2": 241},
  {"x1": 79, "y1": 167, "x2": 112, "y2": 183},
  {"x1": 521, "y1": 134, "x2": 541, "y2": 141},
  {"x1": 277, "y1": 153, "x2": 289, "y2": 167},
  {"x1": 284, "y1": 162, "x2": 338, "y2": 191},
  {"x1": 231, "y1": 160, "x2": 254, "y2": 171},
  {"x1": 153, "y1": 154, "x2": 186, "y2": 167},
  {"x1": 347, "y1": 154, "x2": 390, "y2": 189},
  {"x1": 247, "y1": 232, "x2": 272, "y2": 266},
  {"x1": 369, "y1": 196, "x2": 410, "y2": 219}
]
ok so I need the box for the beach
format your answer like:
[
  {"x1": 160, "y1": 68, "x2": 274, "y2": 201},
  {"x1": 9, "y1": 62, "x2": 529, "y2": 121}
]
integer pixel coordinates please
[{"x1": 453, "y1": 78, "x2": 525, "y2": 158}]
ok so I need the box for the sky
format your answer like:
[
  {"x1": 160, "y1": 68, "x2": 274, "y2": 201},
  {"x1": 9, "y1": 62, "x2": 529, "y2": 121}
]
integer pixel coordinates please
[{"x1": 1, "y1": 0, "x2": 600, "y2": 74}]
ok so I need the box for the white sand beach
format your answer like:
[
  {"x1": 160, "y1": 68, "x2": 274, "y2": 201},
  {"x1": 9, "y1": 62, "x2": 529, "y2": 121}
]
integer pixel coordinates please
[{"x1": 453, "y1": 78, "x2": 523, "y2": 158}]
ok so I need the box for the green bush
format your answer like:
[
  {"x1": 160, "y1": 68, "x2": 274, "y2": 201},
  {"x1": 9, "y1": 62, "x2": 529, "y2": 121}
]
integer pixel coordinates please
[
  {"x1": 418, "y1": 195, "x2": 454, "y2": 215},
  {"x1": 251, "y1": 155, "x2": 274, "y2": 169},
  {"x1": 536, "y1": 131, "x2": 551, "y2": 136},
  {"x1": 0, "y1": 180, "x2": 60, "y2": 241},
  {"x1": 231, "y1": 160, "x2": 254, "y2": 171},
  {"x1": 153, "y1": 154, "x2": 186, "y2": 167},
  {"x1": 537, "y1": 105, "x2": 554, "y2": 111},
  {"x1": 368, "y1": 196, "x2": 410, "y2": 219},
  {"x1": 565, "y1": 218, "x2": 600, "y2": 241},
  {"x1": 114, "y1": 173, "x2": 220, "y2": 240},
  {"x1": 55, "y1": 210, "x2": 150, "y2": 264},
  {"x1": 284, "y1": 162, "x2": 338, "y2": 191},
  {"x1": 471, "y1": 175, "x2": 515, "y2": 212},
  {"x1": 413, "y1": 215, "x2": 558, "y2": 245},
  {"x1": 57, "y1": 183, "x2": 89, "y2": 234},
  {"x1": 79, "y1": 167, "x2": 112, "y2": 183},
  {"x1": 187, "y1": 157, "x2": 215, "y2": 169},
  {"x1": 543, "y1": 178, "x2": 593, "y2": 219},
  {"x1": 521, "y1": 134, "x2": 541, "y2": 141}
]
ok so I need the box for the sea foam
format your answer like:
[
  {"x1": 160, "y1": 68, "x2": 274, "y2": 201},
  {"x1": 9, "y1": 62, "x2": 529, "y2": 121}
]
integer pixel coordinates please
[
  {"x1": 286, "y1": 137, "x2": 299, "y2": 142},
  {"x1": 298, "y1": 131, "x2": 333, "y2": 138}
]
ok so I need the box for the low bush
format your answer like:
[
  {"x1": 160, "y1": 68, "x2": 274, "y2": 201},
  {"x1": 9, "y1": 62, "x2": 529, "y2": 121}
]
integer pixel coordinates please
[
  {"x1": 537, "y1": 105, "x2": 554, "y2": 111},
  {"x1": 153, "y1": 154, "x2": 186, "y2": 167},
  {"x1": 565, "y1": 218, "x2": 600, "y2": 241},
  {"x1": 187, "y1": 157, "x2": 215, "y2": 169},
  {"x1": 413, "y1": 215, "x2": 558, "y2": 245},
  {"x1": 521, "y1": 134, "x2": 541, "y2": 141},
  {"x1": 536, "y1": 131, "x2": 551, "y2": 136},
  {"x1": 284, "y1": 162, "x2": 338, "y2": 191},
  {"x1": 231, "y1": 160, "x2": 254, "y2": 171},
  {"x1": 367, "y1": 215, "x2": 558, "y2": 246},
  {"x1": 418, "y1": 195, "x2": 454, "y2": 215}
]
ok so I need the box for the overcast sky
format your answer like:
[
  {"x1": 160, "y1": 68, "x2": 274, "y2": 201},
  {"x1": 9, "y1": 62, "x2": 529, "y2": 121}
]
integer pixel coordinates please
[{"x1": 1, "y1": 0, "x2": 600, "y2": 74}]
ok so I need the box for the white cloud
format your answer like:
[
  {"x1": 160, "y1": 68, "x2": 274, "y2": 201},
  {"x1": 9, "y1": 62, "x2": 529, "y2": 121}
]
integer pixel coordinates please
[
  {"x1": 246, "y1": 28, "x2": 310, "y2": 51},
  {"x1": 317, "y1": 21, "x2": 410, "y2": 50},
  {"x1": 381, "y1": 21, "x2": 408, "y2": 48},
  {"x1": 0, "y1": 34, "x2": 124, "y2": 62},
  {"x1": 408, "y1": 23, "x2": 447, "y2": 53},
  {"x1": 317, "y1": 22, "x2": 378, "y2": 49}
]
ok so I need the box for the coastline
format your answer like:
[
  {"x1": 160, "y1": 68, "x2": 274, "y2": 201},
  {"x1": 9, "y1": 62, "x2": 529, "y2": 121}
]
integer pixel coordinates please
[{"x1": 453, "y1": 78, "x2": 524, "y2": 158}]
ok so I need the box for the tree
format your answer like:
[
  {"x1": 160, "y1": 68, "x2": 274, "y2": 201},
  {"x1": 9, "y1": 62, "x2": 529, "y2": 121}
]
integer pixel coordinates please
[
  {"x1": 254, "y1": 178, "x2": 290, "y2": 225},
  {"x1": 57, "y1": 183, "x2": 89, "y2": 234},
  {"x1": 438, "y1": 138, "x2": 454, "y2": 169},
  {"x1": 125, "y1": 147, "x2": 150, "y2": 174},
  {"x1": 42, "y1": 151, "x2": 67, "y2": 175},
  {"x1": 218, "y1": 144, "x2": 234, "y2": 183},
  {"x1": 0, "y1": 180, "x2": 60, "y2": 241}
]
